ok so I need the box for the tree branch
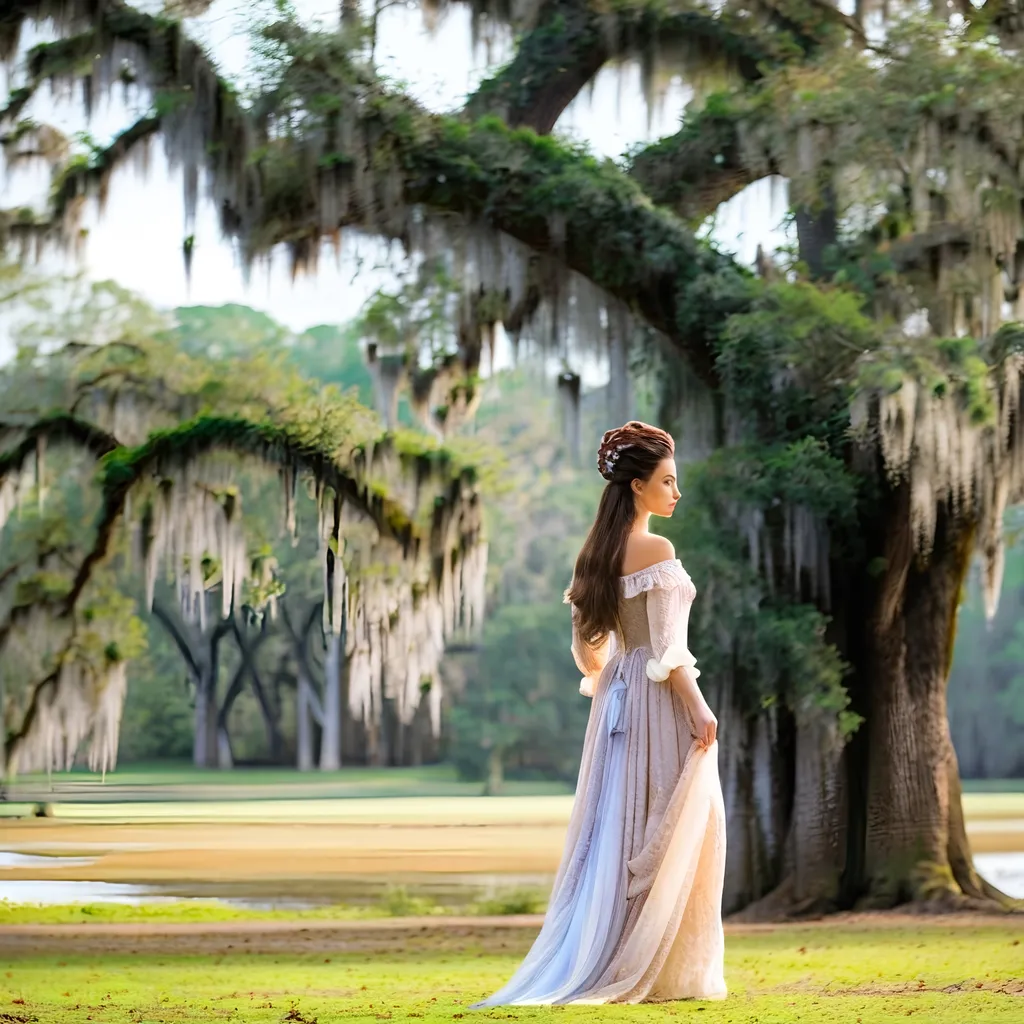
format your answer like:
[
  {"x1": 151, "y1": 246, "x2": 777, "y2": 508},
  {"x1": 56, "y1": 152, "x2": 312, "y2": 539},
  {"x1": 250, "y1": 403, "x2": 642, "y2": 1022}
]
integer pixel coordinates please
[
  {"x1": 3, "y1": 667, "x2": 60, "y2": 775},
  {"x1": 0, "y1": 413, "x2": 120, "y2": 479},
  {"x1": 627, "y1": 99, "x2": 770, "y2": 223},
  {"x1": 465, "y1": 0, "x2": 769, "y2": 133},
  {"x1": 462, "y1": 0, "x2": 865, "y2": 134},
  {"x1": 216, "y1": 661, "x2": 247, "y2": 733},
  {"x1": 231, "y1": 616, "x2": 281, "y2": 754},
  {"x1": 150, "y1": 599, "x2": 201, "y2": 680}
]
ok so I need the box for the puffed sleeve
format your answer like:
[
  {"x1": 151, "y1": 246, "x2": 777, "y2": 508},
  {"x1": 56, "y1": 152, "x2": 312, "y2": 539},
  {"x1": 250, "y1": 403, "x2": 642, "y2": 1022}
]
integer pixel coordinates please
[
  {"x1": 570, "y1": 607, "x2": 612, "y2": 698},
  {"x1": 644, "y1": 568, "x2": 700, "y2": 683}
]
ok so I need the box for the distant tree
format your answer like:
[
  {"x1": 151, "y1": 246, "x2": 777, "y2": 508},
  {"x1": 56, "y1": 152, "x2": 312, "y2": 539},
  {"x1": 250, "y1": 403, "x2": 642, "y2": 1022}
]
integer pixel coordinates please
[{"x1": 449, "y1": 603, "x2": 588, "y2": 793}]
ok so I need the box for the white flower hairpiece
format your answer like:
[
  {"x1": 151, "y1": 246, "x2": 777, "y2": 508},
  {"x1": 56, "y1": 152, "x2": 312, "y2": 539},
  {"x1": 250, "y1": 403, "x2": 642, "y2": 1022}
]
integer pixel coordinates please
[{"x1": 602, "y1": 443, "x2": 632, "y2": 476}]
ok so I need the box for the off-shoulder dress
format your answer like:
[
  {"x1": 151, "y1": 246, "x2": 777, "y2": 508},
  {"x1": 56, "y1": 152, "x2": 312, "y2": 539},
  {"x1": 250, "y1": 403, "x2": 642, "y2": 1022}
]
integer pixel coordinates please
[{"x1": 472, "y1": 559, "x2": 727, "y2": 1007}]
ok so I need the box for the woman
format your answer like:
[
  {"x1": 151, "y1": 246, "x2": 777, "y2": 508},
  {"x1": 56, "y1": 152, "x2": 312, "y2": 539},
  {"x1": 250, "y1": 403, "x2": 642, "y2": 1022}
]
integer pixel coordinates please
[{"x1": 472, "y1": 421, "x2": 727, "y2": 1007}]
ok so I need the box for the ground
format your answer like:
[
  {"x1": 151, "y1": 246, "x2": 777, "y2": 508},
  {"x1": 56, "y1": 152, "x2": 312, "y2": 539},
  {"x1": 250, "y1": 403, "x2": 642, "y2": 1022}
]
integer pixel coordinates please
[
  {"x1": 1, "y1": 787, "x2": 1021, "y2": 883},
  {"x1": 1, "y1": 915, "x2": 1022, "y2": 1023},
  {"x1": 1, "y1": 768, "x2": 1021, "y2": 1021}
]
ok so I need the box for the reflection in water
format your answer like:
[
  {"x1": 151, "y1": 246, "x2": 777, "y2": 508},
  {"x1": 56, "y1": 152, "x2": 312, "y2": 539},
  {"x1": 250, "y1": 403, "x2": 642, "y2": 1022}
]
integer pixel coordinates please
[
  {"x1": 2, "y1": 852, "x2": 1021, "y2": 907},
  {"x1": 0, "y1": 852, "x2": 96, "y2": 869},
  {"x1": 0, "y1": 859, "x2": 554, "y2": 910}
]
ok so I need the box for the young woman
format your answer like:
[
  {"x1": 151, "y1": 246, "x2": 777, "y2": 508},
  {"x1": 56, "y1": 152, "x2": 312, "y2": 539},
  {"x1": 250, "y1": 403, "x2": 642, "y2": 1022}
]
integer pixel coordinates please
[{"x1": 472, "y1": 421, "x2": 727, "y2": 1007}]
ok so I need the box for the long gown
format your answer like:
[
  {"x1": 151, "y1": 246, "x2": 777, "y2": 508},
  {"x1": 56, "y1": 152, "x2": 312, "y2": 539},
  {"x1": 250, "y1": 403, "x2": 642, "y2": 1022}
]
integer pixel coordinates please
[{"x1": 471, "y1": 558, "x2": 727, "y2": 1007}]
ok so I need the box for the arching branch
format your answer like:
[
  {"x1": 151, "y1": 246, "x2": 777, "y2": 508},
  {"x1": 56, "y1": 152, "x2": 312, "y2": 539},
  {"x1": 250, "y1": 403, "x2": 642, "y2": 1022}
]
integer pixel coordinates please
[
  {"x1": 52, "y1": 116, "x2": 160, "y2": 223},
  {"x1": 67, "y1": 414, "x2": 479, "y2": 610},
  {"x1": 0, "y1": 412, "x2": 120, "y2": 477},
  {"x1": 627, "y1": 100, "x2": 770, "y2": 223},
  {"x1": 464, "y1": 0, "x2": 770, "y2": 133}
]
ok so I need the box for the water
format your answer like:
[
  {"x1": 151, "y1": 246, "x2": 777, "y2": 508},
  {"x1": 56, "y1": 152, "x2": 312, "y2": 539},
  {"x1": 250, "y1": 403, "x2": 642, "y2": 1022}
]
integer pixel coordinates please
[
  {"x1": 0, "y1": 852, "x2": 96, "y2": 869},
  {"x1": 1, "y1": 852, "x2": 1020, "y2": 907},
  {"x1": 973, "y1": 852, "x2": 1024, "y2": 899},
  {"x1": 0, "y1": 880, "x2": 167, "y2": 904},
  {"x1": 0, "y1": 852, "x2": 552, "y2": 908}
]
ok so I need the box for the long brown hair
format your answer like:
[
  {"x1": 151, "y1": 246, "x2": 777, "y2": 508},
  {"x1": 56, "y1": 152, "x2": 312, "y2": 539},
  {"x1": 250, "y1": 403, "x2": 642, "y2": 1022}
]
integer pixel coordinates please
[{"x1": 565, "y1": 421, "x2": 675, "y2": 652}]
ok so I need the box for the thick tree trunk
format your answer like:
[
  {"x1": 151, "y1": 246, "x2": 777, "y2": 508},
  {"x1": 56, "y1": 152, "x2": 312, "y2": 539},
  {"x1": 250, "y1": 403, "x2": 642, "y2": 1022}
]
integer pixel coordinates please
[
  {"x1": 152, "y1": 600, "x2": 230, "y2": 770},
  {"x1": 860, "y1": 490, "x2": 976, "y2": 905},
  {"x1": 216, "y1": 726, "x2": 233, "y2": 769},
  {"x1": 716, "y1": 677, "x2": 790, "y2": 914},
  {"x1": 785, "y1": 712, "x2": 847, "y2": 910},
  {"x1": 214, "y1": 662, "x2": 247, "y2": 771},
  {"x1": 719, "y1": 482, "x2": 1020, "y2": 918}
]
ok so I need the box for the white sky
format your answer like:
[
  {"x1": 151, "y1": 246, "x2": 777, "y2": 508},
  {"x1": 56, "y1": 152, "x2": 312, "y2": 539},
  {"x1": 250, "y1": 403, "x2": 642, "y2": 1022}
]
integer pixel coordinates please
[{"x1": 1, "y1": 0, "x2": 787, "y2": 337}]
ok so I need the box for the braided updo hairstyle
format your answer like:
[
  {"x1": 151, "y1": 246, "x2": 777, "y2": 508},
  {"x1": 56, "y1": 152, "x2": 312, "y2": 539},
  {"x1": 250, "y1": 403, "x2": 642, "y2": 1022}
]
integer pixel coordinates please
[{"x1": 565, "y1": 421, "x2": 675, "y2": 658}]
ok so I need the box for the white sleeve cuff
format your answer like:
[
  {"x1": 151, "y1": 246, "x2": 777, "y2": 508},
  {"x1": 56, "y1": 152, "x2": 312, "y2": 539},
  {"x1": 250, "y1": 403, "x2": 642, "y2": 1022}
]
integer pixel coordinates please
[{"x1": 646, "y1": 643, "x2": 700, "y2": 682}]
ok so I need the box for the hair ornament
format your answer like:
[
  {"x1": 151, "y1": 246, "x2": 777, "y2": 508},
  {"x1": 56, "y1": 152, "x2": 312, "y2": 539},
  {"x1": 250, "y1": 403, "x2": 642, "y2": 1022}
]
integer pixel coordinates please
[{"x1": 602, "y1": 444, "x2": 632, "y2": 477}]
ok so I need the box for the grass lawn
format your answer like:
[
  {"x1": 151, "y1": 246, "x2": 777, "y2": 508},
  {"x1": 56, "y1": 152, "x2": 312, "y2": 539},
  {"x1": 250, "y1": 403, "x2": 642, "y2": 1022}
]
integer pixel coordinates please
[
  {"x1": 1, "y1": 917, "x2": 1021, "y2": 1023},
  {"x1": 0, "y1": 763, "x2": 574, "y2": 808}
]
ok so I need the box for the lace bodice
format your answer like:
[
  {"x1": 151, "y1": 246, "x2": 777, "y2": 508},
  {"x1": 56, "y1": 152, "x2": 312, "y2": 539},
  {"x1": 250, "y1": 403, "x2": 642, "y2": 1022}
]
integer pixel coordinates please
[{"x1": 571, "y1": 558, "x2": 699, "y2": 697}]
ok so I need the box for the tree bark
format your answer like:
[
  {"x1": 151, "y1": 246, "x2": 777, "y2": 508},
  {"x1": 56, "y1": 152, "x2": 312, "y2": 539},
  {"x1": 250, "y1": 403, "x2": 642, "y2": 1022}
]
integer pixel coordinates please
[
  {"x1": 215, "y1": 663, "x2": 247, "y2": 770},
  {"x1": 320, "y1": 629, "x2": 344, "y2": 771},
  {"x1": 484, "y1": 746, "x2": 504, "y2": 795},
  {"x1": 795, "y1": 187, "x2": 839, "y2": 280},
  {"x1": 152, "y1": 600, "x2": 231, "y2": 769},
  {"x1": 193, "y1": 677, "x2": 218, "y2": 768},
  {"x1": 296, "y1": 665, "x2": 317, "y2": 772},
  {"x1": 860, "y1": 489, "x2": 982, "y2": 905},
  {"x1": 784, "y1": 712, "x2": 847, "y2": 911},
  {"x1": 231, "y1": 620, "x2": 280, "y2": 761},
  {"x1": 716, "y1": 677, "x2": 791, "y2": 915},
  {"x1": 715, "y1": 481, "x2": 1020, "y2": 917}
]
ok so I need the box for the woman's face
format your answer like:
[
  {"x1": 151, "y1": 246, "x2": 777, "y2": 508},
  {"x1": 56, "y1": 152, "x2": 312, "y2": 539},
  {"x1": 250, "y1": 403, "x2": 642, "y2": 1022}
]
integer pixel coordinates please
[{"x1": 632, "y1": 457, "x2": 681, "y2": 517}]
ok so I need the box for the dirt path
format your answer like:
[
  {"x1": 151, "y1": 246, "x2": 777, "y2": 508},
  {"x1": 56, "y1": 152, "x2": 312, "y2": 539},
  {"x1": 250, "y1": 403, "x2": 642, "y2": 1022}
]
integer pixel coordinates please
[{"x1": 0, "y1": 910, "x2": 1019, "y2": 960}]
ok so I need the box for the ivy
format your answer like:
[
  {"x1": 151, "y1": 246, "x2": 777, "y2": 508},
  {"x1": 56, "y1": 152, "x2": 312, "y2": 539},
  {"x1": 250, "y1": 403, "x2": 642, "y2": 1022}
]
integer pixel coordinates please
[{"x1": 715, "y1": 280, "x2": 878, "y2": 446}]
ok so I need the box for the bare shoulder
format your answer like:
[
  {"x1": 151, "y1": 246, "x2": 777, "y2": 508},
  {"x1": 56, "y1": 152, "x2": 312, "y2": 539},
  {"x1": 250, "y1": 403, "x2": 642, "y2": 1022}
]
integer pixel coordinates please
[{"x1": 621, "y1": 534, "x2": 676, "y2": 576}]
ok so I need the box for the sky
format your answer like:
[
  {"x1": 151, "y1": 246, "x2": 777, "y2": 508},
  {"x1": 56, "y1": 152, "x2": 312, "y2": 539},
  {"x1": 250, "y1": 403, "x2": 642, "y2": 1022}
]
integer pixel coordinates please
[{"x1": 1, "y1": 0, "x2": 788, "y2": 338}]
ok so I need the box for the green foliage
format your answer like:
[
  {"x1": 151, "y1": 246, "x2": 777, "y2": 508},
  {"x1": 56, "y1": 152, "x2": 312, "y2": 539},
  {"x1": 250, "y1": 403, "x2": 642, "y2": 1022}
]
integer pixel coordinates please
[
  {"x1": 659, "y1": 453, "x2": 855, "y2": 726},
  {"x1": 290, "y1": 322, "x2": 374, "y2": 406},
  {"x1": 118, "y1": 651, "x2": 194, "y2": 762},
  {"x1": 470, "y1": 887, "x2": 547, "y2": 916},
  {"x1": 716, "y1": 281, "x2": 877, "y2": 445},
  {"x1": 691, "y1": 438, "x2": 859, "y2": 527},
  {"x1": 167, "y1": 304, "x2": 289, "y2": 360},
  {"x1": 448, "y1": 602, "x2": 590, "y2": 786},
  {"x1": 856, "y1": 332, "x2": 999, "y2": 428}
]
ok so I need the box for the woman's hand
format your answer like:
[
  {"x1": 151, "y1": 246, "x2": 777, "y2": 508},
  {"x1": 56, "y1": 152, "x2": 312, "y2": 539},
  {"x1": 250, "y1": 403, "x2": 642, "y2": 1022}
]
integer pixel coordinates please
[{"x1": 691, "y1": 701, "x2": 718, "y2": 750}]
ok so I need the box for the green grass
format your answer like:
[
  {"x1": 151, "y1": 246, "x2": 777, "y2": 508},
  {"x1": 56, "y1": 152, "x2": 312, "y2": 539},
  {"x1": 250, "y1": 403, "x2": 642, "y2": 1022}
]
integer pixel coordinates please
[
  {"x1": 0, "y1": 887, "x2": 548, "y2": 925},
  {"x1": 962, "y1": 778, "x2": 1024, "y2": 794},
  {"x1": 3, "y1": 762, "x2": 575, "y2": 804},
  {"x1": 1, "y1": 921, "x2": 1021, "y2": 1022}
]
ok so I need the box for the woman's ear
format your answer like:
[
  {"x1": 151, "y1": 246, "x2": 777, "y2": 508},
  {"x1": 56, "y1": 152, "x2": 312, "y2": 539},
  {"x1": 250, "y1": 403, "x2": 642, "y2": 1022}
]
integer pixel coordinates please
[{"x1": 631, "y1": 478, "x2": 643, "y2": 497}]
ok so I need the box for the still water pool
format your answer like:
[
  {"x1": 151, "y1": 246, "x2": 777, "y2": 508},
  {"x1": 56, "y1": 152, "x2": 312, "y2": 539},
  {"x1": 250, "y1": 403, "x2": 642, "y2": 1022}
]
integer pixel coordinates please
[{"x1": 1, "y1": 852, "x2": 1021, "y2": 908}]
